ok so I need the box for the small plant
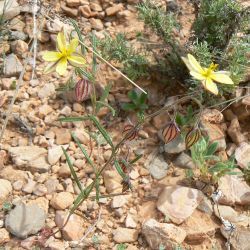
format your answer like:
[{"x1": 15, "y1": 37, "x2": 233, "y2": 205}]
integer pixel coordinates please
[
  {"x1": 159, "y1": 244, "x2": 166, "y2": 250},
  {"x1": 122, "y1": 90, "x2": 148, "y2": 121},
  {"x1": 97, "y1": 33, "x2": 148, "y2": 80},
  {"x1": 137, "y1": 0, "x2": 185, "y2": 80},
  {"x1": 92, "y1": 234, "x2": 100, "y2": 247},
  {"x1": 1, "y1": 201, "x2": 12, "y2": 211},
  {"x1": 117, "y1": 243, "x2": 127, "y2": 250},
  {"x1": 192, "y1": 0, "x2": 244, "y2": 49},
  {"x1": 190, "y1": 137, "x2": 238, "y2": 183}
]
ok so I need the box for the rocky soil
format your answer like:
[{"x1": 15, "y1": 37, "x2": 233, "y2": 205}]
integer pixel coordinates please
[{"x1": 0, "y1": 0, "x2": 250, "y2": 249}]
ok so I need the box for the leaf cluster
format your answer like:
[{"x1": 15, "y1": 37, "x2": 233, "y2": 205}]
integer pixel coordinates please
[
  {"x1": 190, "y1": 136, "x2": 238, "y2": 182},
  {"x1": 137, "y1": 0, "x2": 180, "y2": 44},
  {"x1": 96, "y1": 33, "x2": 149, "y2": 80},
  {"x1": 122, "y1": 90, "x2": 148, "y2": 118},
  {"x1": 192, "y1": 0, "x2": 243, "y2": 50}
]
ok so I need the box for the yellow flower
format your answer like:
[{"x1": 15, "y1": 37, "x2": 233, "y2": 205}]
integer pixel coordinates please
[
  {"x1": 42, "y1": 32, "x2": 86, "y2": 76},
  {"x1": 182, "y1": 54, "x2": 234, "y2": 95}
]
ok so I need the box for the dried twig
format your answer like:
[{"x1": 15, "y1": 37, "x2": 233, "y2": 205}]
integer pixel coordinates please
[{"x1": 80, "y1": 206, "x2": 102, "y2": 243}]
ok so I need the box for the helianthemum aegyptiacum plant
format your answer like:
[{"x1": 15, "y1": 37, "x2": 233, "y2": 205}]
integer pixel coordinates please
[
  {"x1": 42, "y1": 32, "x2": 86, "y2": 75},
  {"x1": 182, "y1": 54, "x2": 234, "y2": 95}
]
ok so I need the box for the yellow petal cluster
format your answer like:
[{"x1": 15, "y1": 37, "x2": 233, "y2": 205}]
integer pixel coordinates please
[
  {"x1": 42, "y1": 32, "x2": 86, "y2": 76},
  {"x1": 182, "y1": 54, "x2": 234, "y2": 95}
]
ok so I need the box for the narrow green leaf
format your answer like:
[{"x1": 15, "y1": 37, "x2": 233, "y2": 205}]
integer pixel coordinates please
[
  {"x1": 122, "y1": 103, "x2": 136, "y2": 111},
  {"x1": 88, "y1": 115, "x2": 114, "y2": 149},
  {"x1": 96, "y1": 83, "x2": 112, "y2": 113},
  {"x1": 70, "y1": 181, "x2": 95, "y2": 214},
  {"x1": 59, "y1": 116, "x2": 89, "y2": 122},
  {"x1": 92, "y1": 33, "x2": 98, "y2": 75},
  {"x1": 95, "y1": 177, "x2": 100, "y2": 202},
  {"x1": 206, "y1": 142, "x2": 218, "y2": 156},
  {"x1": 75, "y1": 68, "x2": 95, "y2": 82},
  {"x1": 62, "y1": 147, "x2": 83, "y2": 192},
  {"x1": 129, "y1": 154, "x2": 143, "y2": 165},
  {"x1": 72, "y1": 132, "x2": 96, "y2": 172},
  {"x1": 114, "y1": 159, "x2": 126, "y2": 179}
]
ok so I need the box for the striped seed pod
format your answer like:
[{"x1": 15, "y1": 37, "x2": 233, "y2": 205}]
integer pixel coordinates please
[
  {"x1": 123, "y1": 124, "x2": 138, "y2": 141},
  {"x1": 121, "y1": 177, "x2": 132, "y2": 193},
  {"x1": 185, "y1": 127, "x2": 201, "y2": 149},
  {"x1": 162, "y1": 122, "x2": 180, "y2": 144},
  {"x1": 75, "y1": 78, "x2": 92, "y2": 102}
]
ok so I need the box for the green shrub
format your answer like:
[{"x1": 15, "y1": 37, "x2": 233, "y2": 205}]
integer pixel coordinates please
[{"x1": 192, "y1": 0, "x2": 243, "y2": 49}]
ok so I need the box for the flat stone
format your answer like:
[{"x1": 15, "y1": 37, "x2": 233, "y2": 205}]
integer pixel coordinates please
[
  {"x1": 164, "y1": 135, "x2": 185, "y2": 154},
  {"x1": 103, "y1": 170, "x2": 123, "y2": 193},
  {"x1": 22, "y1": 179, "x2": 36, "y2": 194},
  {"x1": 79, "y1": 5, "x2": 92, "y2": 18},
  {"x1": 200, "y1": 121, "x2": 226, "y2": 151},
  {"x1": 197, "y1": 196, "x2": 213, "y2": 215},
  {"x1": 221, "y1": 226, "x2": 250, "y2": 250},
  {"x1": 10, "y1": 40, "x2": 28, "y2": 57},
  {"x1": 50, "y1": 192, "x2": 74, "y2": 210},
  {"x1": 0, "y1": 0, "x2": 20, "y2": 20},
  {"x1": 227, "y1": 118, "x2": 246, "y2": 145},
  {"x1": 180, "y1": 210, "x2": 218, "y2": 244},
  {"x1": 90, "y1": 18, "x2": 104, "y2": 31},
  {"x1": 113, "y1": 228, "x2": 138, "y2": 243},
  {"x1": 3, "y1": 54, "x2": 23, "y2": 77},
  {"x1": 28, "y1": 197, "x2": 49, "y2": 214},
  {"x1": 0, "y1": 179, "x2": 12, "y2": 205},
  {"x1": 218, "y1": 173, "x2": 250, "y2": 205},
  {"x1": 5, "y1": 203, "x2": 46, "y2": 239},
  {"x1": 201, "y1": 109, "x2": 224, "y2": 124},
  {"x1": 138, "y1": 201, "x2": 158, "y2": 222},
  {"x1": 38, "y1": 83, "x2": 55, "y2": 99},
  {"x1": 214, "y1": 205, "x2": 249, "y2": 227},
  {"x1": 145, "y1": 151, "x2": 169, "y2": 179},
  {"x1": 125, "y1": 214, "x2": 137, "y2": 228},
  {"x1": 0, "y1": 228, "x2": 10, "y2": 245},
  {"x1": 47, "y1": 240, "x2": 65, "y2": 250},
  {"x1": 61, "y1": 4, "x2": 78, "y2": 17},
  {"x1": 106, "y1": 4, "x2": 123, "y2": 16},
  {"x1": 48, "y1": 144, "x2": 69, "y2": 165},
  {"x1": 55, "y1": 211, "x2": 85, "y2": 241},
  {"x1": 90, "y1": 2, "x2": 103, "y2": 11},
  {"x1": 174, "y1": 152, "x2": 195, "y2": 169},
  {"x1": 9, "y1": 17, "x2": 25, "y2": 31},
  {"x1": 8, "y1": 146, "x2": 49, "y2": 173},
  {"x1": 54, "y1": 128, "x2": 71, "y2": 145},
  {"x1": 235, "y1": 142, "x2": 250, "y2": 168},
  {"x1": 111, "y1": 195, "x2": 129, "y2": 209},
  {"x1": 66, "y1": 0, "x2": 81, "y2": 7},
  {"x1": 157, "y1": 185, "x2": 204, "y2": 224},
  {"x1": 142, "y1": 218, "x2": 186, "y2": 249},
  {"x1": 9, "y1": 30, "x2": 28, "y2": 41}
]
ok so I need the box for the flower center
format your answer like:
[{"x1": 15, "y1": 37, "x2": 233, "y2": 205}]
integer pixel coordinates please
[{"x1": 202, "y1": 63, "x2": 218, "y2": 78}]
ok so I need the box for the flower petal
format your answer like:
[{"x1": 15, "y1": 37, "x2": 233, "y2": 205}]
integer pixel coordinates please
[
  {"x1": 190, "y1": 71, "x2": 206, "y2": 81},
  {"x1": 187, "y1": 54, "x2": 204, "y2": 73},
  {"x1": 181, "y1": 56, "x2": 194, "y2": 72},
  {"x1": 67, "y1": 38, "x2": 79, "y2": 54},
  {"x1": 56, "y1": 57, "x2": 68, "y2": 75},
  {"x1": 42, "y1": 51, "x2": 62, "y2": 62},
  {"x1": 211, "y1": 72, "x2": 234, "y2": 85},
  {"x1": 202, "y1": 78, "x2": 218, "y2": 95},
  {"x1": 68, "y1": 55, "x2": 86, "y2": 67},
  {"x1": 57, "y1": 32, "x2": 67, "y2": 53},
  {"x1": 44, "y1": 62, "x2": 58, "y2": 74}
]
